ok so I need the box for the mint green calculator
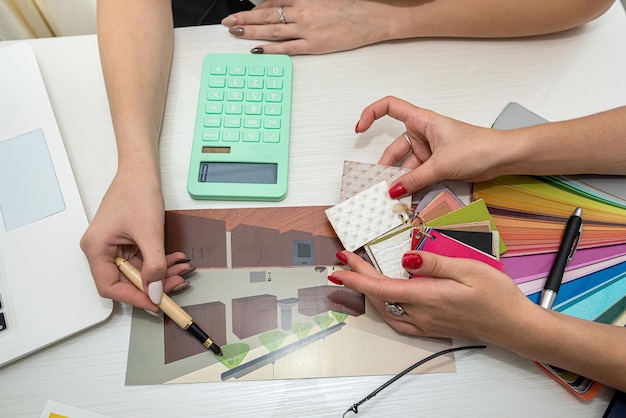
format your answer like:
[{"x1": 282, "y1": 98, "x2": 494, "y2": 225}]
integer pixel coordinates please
[{"x1": 187, "y1": 53, "x2": 293, "y2": 201}]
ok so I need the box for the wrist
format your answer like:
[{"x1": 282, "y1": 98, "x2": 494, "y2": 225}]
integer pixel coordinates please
[
  {"x1": 485, "y1": 302, "x2": 551, "y2": 359},
  {"x1": 115, "y1": 158, "x2": 161, "y2": 188},
  {"x1": 493, "y1": 129, "x2": 538, "y2": 176}
]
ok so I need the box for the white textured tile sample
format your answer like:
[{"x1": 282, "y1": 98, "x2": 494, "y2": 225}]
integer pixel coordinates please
[{"x1": 326, "y1": 181, "x2": 406, "y2": 251}]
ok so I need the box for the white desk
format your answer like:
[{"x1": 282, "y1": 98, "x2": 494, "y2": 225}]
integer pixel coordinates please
[{"x1": 2, "y1": 3, "x2": 626, "y2": 417}]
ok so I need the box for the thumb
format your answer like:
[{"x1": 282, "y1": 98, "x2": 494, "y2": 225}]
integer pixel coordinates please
[{"x1": 402, "y1": 250, "x2": 487, "y2": 286}]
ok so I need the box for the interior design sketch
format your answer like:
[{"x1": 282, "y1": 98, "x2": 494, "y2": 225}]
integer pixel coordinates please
[{"x1": 125, "y1": 207, "x2": 455, "y2": 385}]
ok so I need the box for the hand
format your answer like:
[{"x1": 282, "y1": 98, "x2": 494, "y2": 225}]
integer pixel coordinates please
[
  {"x1": 221, "y1": 0, "x2": 393, "y2": 55},
  {"x1": 355, "y1": 96, "x2": 511, "y2": 198},
  {"x1": 80, "y1": 171, "x2": 190, "y2": 313},
  {"x1": 330, "y1": 250, "x2": 540, "y2": 347}
]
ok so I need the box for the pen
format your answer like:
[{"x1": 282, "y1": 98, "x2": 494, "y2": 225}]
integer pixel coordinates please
[
  {"x1": 115, "y1": 257, "x2": 223, "y2": 356},
  {"x1": 540, "y1": 207, "x2": 583, "y2": 309}
]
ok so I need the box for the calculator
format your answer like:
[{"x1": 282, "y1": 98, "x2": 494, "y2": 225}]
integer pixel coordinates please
[{"x1": 187, "y1": 53, "x2": 293, "y2": 201}]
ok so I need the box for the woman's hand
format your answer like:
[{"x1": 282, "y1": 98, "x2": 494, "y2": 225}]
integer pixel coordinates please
[
  {"x1": 330, "y1": 250, "x2": 540, "y2": 347},
  {"x1": 355, "y1": 96, "x2": 513, "y2": 198},
  {"x1": 80, "y1": 171, "x2": 191, "y2": 314},
  {"x1": 222, "y1": 0, "x2": 394, "y2": 55}
]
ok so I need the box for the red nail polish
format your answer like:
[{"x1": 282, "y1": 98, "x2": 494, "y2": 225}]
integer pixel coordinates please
[
  {"x1": 389, "y1": 183, "x2": 407, "y2": 199},
  {"x1": 354, "y1": 121, "x2": 360, "y2": 133},
  {"x1": 402, "y1": 253, "x2": 423, "y2": 269},
  {"x1": 336, "y1": 251, "x2": 348, "y2": 264},
  {"x1": 328, "y1": 275, "x2": 344, "y2": 285}
]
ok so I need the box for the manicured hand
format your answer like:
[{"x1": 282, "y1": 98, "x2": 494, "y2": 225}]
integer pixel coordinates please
[
  {"x1": 355, "y1": 96, "x2": 509, "y2": 198},
  {"x1": 222, "y1": 0, "x2": 393, "y2": 55},
  {"x1": 80, "y1": 172, "x2": 191, "y2": 313},
  {"x1": 330, "y1": 250, "x2": 540, "y2": 346}
]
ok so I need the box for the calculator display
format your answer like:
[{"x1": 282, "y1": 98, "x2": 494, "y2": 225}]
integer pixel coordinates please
[{"x1": 198, "y1": 162, "x2": 277, "y2": 184}]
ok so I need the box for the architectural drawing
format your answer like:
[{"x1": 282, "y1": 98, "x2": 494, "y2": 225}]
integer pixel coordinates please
[{"x1": 126, "y1": 207, "x2": 455, "y2": 385}]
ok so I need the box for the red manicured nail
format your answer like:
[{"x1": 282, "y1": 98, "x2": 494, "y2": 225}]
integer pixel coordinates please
[
  {"x1": 354, "y1": 121, "x2": 360, "y2": 133},
  {"x1": 402, "y1": 253, "x2": 423, "y2": 269},
  {"x1": 389, "y1": 183, "x2": 407, "y2": 199},
  {"x1": 336, "y1": 251, "x2": 348, "y2": 264},
  {"x1": 328, "y1": 275, "x2": 344, "y2": 285}
]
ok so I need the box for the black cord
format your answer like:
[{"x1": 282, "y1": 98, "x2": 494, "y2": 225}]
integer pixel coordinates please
[{"x1": 342, "y1": 344, "x2": 487, "y2": 417}]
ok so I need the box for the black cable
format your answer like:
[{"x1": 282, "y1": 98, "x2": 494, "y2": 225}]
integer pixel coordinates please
[{"x1": 342, "y1": 344, "x2": 487, "y2": 417}]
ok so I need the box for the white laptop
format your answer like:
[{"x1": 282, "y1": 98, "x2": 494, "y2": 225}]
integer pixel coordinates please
[{"x1": 0, "y1": 43, "x2": 112, "y2": 367}]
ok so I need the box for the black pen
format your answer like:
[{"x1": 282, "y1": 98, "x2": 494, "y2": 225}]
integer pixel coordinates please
[
  {"x1": 115, "y1": 257, "x2": 223, "y2": 356},
  {"x1": 540, "y1": 207, "x2": 583, "y2": 309}
]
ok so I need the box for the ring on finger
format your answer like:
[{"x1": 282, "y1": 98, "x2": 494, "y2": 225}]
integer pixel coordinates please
[
  {"x1": 278, "y1": 6, "x2": 287, "y2": 24},
  {"x1": 385, "y1": 301, "x2": 405, "y2": 316},
  {"x1": 403, "y1": 131, "x2": 413, "y2": 151}
]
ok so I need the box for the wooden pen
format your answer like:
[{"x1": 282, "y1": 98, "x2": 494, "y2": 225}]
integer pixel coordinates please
[{"x1": 115, "y1": 257, "x2": 223, "y2": 356}]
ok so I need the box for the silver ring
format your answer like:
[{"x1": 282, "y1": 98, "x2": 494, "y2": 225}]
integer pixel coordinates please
[
  {"x1": 278, "y1": 7, "x2": 287, "y2": 24},
  {"x1": 385, "y1": 301, "x2": 405, "y2": 316},
  {"x1": 403, "y1": 131, "x2": 412, "y2": 148}
]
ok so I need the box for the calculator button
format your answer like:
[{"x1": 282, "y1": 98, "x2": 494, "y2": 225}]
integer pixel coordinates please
[
  {"x1": 223, "y1": 130, "x2": 241, "y2": 141},
  {"x1": 265, "y1": 104, "x2": 282, "y2": 116},
  {"x1": 248, "y1": 66, "x2": 265, "y2": 76},
  {"x1": 243, "y1": 131, "x2": 261, "y2": 142},
  {"x1": 208, "y1": 77, "x2": 226, "y2": 88},
  {"x1": 266, "y1": 79, "x2": 283, "y2": 89},
  {"x1": 229, "y1": 65, "x2": 246, "y2": 75},
  {"x1": 205, "y1": 103, "x2": 223, "y2": 114},
  {"x1": 225, "y1": 103, "x2": 243, "y2": 114},
  {"x1": 210, "y1": 65, "x2": 227, "y2": 75},
  {"x1": 263, "y1": 117, "x2": 281, "y2": 129},
  {"x1": 246, "y1": 91, "x2": 263, "y2": 102},
  {"x1": 267, "y1": 66, "x2": 284, "y2": 77},
  {"x1": 202, "y1": 130, "x2": 220, "y2": 141},
  {"x1": 247, "y1": 78, "x2": 264, "y2": 89},
  {"x1": 245, "y1": 104, "x2": 262, "y2": 115},
  {"x1": 244, "y1": 117, "x2": 262, "y2": 128},
  {"x1": 224, "y1": 116, "x2": 242, "y2": 128},
  {"x1": 226, "y1": 90, "x2": 244, "y2": 101},
  {"x1": 266, "y1": 92, "x2": 282, "y2": 102},
  {"x1": 228, "y1": 77, "x2": 245, "y2": 88},
  {"x1": 204, "y1": 116, "x2": 221, "y2": 127},
  {"x1": 207, "y1": 90, "x2": 224, "y2": 101},
  {"x1": 262, "y1": 131, "x2": 280, "y2": 143}
]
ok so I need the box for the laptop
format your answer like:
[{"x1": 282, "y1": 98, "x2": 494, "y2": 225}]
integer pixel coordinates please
[{"x1": 0, "y1": 43, "x2": 112, "y2": 367}]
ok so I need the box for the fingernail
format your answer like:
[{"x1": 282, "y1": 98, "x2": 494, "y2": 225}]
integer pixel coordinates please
[
  {"x1": 180, "y1": 267, "x2": 197, "y2": 276},
  {"x1": 148, "y1": 281, "x2": 163, "y2": 305},
  {"x1": 389, "y1": 183, "x2": 408, "y2": 199},
  {"x1": 336, "y1": 251, "x2": 348, "y2": 264},
  {"x1": 250, "y1": 47, "x2": 264, "y2": 54},
  {"x1": 174, "y1": 258, "x2": 191, "y2": 265},
  {"x1": 144, "y1": 308, "x2": 161, "y2": 318},
  {"x1": 172, "y1": 281, "x2": 190, "y2": 292},
  {"x1": 229, "y1": 27, "x2": 244, "y2": 36},
  {"x1": 328, "y1": 275, "x2": 344, "y2": 285},
  {"x1": 354, "y1": 121, "x2": 360, "y2": 133},
  {"x1": 402, "y1": 253, "x2": 423, "y2": 270},
  {"x1": 221, "y1": 15, "x2": 236, "y2": 27}
]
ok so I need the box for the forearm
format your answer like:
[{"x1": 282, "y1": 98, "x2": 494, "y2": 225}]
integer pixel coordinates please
[
  {"x1": 494, "y1": 106, "x2": 626, "y2": 176},
  {"x1": 97, "y1": 0, "x2": 173, "y2": 181},
  {"x1": 386, "y1": 0, "x2": 614, "y2": 40},
  {"x1": 506, "y1": 307, "x2": 626, "y2": 391}
]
